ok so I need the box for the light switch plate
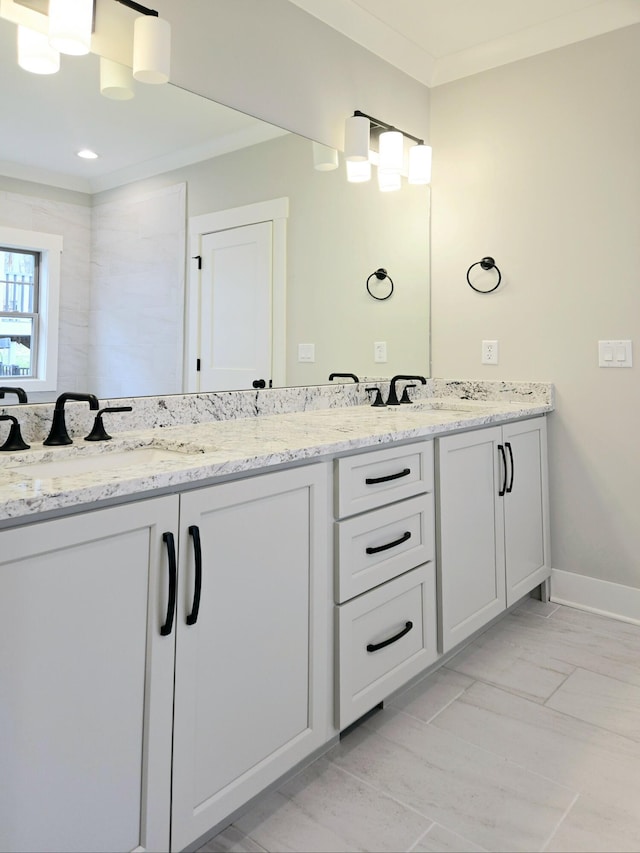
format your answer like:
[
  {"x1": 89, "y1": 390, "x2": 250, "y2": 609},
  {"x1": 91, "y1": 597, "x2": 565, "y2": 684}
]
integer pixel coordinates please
[
  {"x1": 298, "y1": 343, "x2": 315, "y2": 363},
  {"x1": 598, "y1": 340, "x2": 632, "y2": 368}
]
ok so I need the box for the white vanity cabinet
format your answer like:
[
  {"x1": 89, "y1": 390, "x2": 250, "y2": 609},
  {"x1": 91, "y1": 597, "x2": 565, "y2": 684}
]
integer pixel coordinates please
[
  {"x1": 0, "y1": 496, "x2": 178, "y2": 853},
  {"x1": 334, "y1": 441, "x2": 438, "y2": 730},
  {"x1": 170, "y1": 464, "x2": 329, "y2": 851},
  {"x1": 436, "y1": 417, "x2": 550, "y2": 652},
  {"x1": 0, "y1": 463, "x2": 329, "y2": 853}
]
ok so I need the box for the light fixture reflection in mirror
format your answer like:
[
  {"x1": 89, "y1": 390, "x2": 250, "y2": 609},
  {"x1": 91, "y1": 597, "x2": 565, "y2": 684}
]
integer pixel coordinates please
[{"x1": 0, "y1": 16, "x2": 430, "y2": 401}]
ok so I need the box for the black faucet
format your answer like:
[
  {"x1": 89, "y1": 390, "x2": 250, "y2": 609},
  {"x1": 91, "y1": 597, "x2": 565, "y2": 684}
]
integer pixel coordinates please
[
  {"x1": 43, "y1": 392, "x2": 100, "y2": 446},
  {"x1": 0, "y1": 386, "x2": 28, "y2": 404},
  {"x1": 386, "y1": 374, "x2": 427, "y2": 406},
  {"x1": 0, "y1": 414, "x2": 30, "y2": 451},
  {"x1": 328, "y1": 373, "x2": 360, "y2": 383}
]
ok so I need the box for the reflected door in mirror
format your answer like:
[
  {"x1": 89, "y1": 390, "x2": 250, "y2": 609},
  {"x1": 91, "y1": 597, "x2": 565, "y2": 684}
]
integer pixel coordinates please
[{"x1": 198, "y1": 222, "x2": 272, "y2": 392}]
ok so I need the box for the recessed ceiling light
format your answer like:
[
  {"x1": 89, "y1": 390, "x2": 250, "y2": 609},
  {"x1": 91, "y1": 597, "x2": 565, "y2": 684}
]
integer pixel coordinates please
[{"x1": 77, "y1": 149, "x2": 98, "y2": 159}]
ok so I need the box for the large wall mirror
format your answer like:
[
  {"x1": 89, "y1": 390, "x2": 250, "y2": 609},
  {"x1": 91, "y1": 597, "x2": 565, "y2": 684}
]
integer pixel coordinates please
[{"x1": 0, "y1": 12, "x2": 430, "y2": 402}]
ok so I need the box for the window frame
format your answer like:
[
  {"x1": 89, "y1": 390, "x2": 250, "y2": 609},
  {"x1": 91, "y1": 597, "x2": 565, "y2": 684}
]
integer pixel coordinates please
[{"x1": 0, "y1": 226, "x2": 62, "y2": 394}]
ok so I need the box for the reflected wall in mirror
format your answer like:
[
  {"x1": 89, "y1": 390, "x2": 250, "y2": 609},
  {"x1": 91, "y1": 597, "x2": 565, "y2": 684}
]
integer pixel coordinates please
[{"x1": 0, "y1": 14, "x2": 430, "y2": 401}]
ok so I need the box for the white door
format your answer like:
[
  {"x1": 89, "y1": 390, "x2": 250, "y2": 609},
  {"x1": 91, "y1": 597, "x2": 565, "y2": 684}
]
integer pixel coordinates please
[{"x1": 199, "y1": 222, "x2": 272, "y2": 391}]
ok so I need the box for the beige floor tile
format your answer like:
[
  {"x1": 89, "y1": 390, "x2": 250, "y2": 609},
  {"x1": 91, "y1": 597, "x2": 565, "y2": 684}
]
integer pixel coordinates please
[
  {"x1": 514, "y1": 598, "x2": 560, "y2": 618},
  {"x1": 412, "y1": 822, "x2": 487, "y2": 852},
  {"x1": 545, "y1": 666, "x2": 640, "y2": 741},
  {"x1": 234, "y1": 757, "x2": 432, "y2": 852},
  {"x1": 328, "y1": 707, "x2": 576, "y2": 852},
  {"x1": 445, "y1": 628, "x2": 574, "y2": 703},
  {"x1": 197, "y1": 825, "x2": 268, "y2": 852},
  {"x1": 431, "y1": 679, "x2": 640, "y2": 818},
  {"x1": 390, "y1": 667, "x2": 474, "y2": 722},
  {"x1": 543, "y1": 794, "x2": 640, "y2": 852}
]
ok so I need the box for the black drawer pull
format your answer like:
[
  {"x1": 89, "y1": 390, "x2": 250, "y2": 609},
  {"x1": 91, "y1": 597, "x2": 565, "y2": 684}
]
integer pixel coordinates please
[
  {"x1": 186, "y1": 525, "x2": 202, "y2": 626},
  {"x1": 505, "y1": 441, "x2": 515, "y2": 493},
  {"x1": 160, "y1": 531, "x2": 177, "y2": 637},
  {"x1": 498, "y1": 444, "x2": 507, "y2": 497},
  {"x1": 367, "y1": 621, "x2": 413, "y2": 653},
  {"x1": 366, "y1": 530, "x2": 412, "y2": 555},
  {"x1": 365, "y1": 467, "x2": 411, "y2": 485}
]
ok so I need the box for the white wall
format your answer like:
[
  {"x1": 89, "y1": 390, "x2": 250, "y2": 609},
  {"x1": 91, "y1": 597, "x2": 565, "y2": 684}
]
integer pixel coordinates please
[{"x1": 430, "y1": 25, "x2": 640, "y2": 590}]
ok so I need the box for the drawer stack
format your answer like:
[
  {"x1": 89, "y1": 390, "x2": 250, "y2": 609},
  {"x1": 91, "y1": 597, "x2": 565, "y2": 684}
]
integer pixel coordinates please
[{"x1": 334, "y1": 441, "x2": 438, "y2": 730}]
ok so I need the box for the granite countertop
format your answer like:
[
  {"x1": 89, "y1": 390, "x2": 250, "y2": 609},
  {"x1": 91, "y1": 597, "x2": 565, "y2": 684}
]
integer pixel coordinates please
[{"x1": 0, "y1": 397, "x2": 551, "y2": 526}]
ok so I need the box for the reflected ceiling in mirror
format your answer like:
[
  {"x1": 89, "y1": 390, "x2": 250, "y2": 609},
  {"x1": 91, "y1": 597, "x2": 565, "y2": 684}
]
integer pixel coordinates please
[{"x1": 0, "y1": 13, "x2": 430, "y2": 402}]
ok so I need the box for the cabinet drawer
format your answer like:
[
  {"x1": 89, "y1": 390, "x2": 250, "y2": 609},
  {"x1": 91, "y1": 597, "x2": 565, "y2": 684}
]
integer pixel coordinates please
[
  {"x1": 335, "y1": 441, "x2": 433, "y2": 518},
  {"x1": 335, "y1": 494, "x2": 434, "y2": 602},
  {"x1": 336, "y1": 564, "x2": 438, "y2": 730}
]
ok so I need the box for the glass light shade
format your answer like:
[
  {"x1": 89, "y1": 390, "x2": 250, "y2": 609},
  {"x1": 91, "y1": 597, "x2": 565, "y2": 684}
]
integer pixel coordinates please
[
  {"x1": 408, "y1": 144, "x2": 432, "y2": 184},
  {"x1": 17, "y1": 26, "x2": 60, "y2": 75},
  {"x1": 48, "y1": 0, "x2": 93, "y2": 56},
  {"x1": 344, "y1": 115, "x2": 370, "y2": 161},
  {"x1": 133, "y1": 16, "x2": 171, "y2": 84},
  {"x1": 100, "y1": 57, "x2": 135, "y2": 100},
  {"x1": 346, "y1": 159, "x2": 371, "y2": 183},
  {"x1": 377, "y1": 170, "x2": 402, "y2": 192},
  {"x1": 378, "y1": 129, "x2": 404, "y2": 174},
  {"x1": 312, "y1": 142, "x2": 339, "y2": 171}
]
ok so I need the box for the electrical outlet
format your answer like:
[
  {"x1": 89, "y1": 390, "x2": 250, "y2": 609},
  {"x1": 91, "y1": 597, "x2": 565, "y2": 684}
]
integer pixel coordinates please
[
  {"x1": 482, "y1": 340, "x2": 499, "y2": 365},
  {"x1": 297, "y1": 343, "x2": 315, "y2": 363},
  {"x1": 374, "y1": 341, "x2": 387, "y2": 363}
]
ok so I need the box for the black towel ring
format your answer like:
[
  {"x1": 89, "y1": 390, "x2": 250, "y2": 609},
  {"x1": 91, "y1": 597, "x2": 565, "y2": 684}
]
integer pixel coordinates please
[
  {"x1": 466, "y1": 257, "x2": 502, "y2": 293},
  {"x1": 366, "y1": 268, "x2": 394, "y2": 301}
]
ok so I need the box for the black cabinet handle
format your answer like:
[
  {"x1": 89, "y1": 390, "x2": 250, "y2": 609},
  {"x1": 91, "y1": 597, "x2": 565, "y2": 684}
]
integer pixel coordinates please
[
  {"x1": 365, "y1": 467, "x2": 411, "y2": 485},
  {"x1": 186, "y1": 525, "x2": 202, "y2": 626},
  {"x1": 505, "y1": 442, "x2": 514, "y2": 493},
  {"x1": 160, "y1": 532, "x2": 177, "y2": 636},
  {"x1": 498, "y1": 444, "x2": 507, "y2": 497},
  {"x1": 366, "y1": 530, "x2": 411, "y2": 555},
  {"x1": 367, "y1": 621, "x2": 413, "y2": 653}
]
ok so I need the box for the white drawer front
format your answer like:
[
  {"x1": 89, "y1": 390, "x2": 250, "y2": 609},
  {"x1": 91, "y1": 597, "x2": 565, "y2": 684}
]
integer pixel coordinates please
[
  {"x1": 336, "y1": 564, "x2": 438, "y2": 730},
  {"x1": 335, "y1": 441, "x2": 433, "y2": 518},
  {"x1": 335, "y1": 494, "x2": 434, "y2": 602}
]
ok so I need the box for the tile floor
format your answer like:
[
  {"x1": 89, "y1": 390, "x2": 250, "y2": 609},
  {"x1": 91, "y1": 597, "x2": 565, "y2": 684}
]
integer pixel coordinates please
[{"x1": 198, "y1": 599, "x2": 640, "y2": 852}]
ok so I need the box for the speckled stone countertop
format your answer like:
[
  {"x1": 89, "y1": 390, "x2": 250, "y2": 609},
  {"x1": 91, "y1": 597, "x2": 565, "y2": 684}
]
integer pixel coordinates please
[{"x1": 0, "y1": 383, "x2": 553, "y2": 527}]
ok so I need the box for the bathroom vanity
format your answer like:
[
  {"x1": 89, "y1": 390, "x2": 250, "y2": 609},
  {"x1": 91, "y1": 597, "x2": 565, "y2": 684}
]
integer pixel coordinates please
[{"x1": 0, "y1": 381, "x2": 553, "y2": 853}]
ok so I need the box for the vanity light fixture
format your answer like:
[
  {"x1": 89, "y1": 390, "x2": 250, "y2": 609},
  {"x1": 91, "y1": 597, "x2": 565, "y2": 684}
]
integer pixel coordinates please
[
  {"x1": 48, "y1": 0, "x2": 94, "y2": 56},
  {"x1": 312, "y1": 142, "x2": 339, "y2": 171},
  {"x1": 17, "y1": 25, "x2": 60, "y2": 75},
  {"x1": 112, "y1": 0, "x2": 171, "y2": 84},
  {"x1": 99, "y1": 57, "x2": 135, "y2": 100},
  {"x1": 344, "y1": 110, "x2": 432, "y2": 189}
]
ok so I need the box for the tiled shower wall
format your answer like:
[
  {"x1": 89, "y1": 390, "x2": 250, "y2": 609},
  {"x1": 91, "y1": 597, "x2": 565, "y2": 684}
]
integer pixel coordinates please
[
  {"x1": 89, "y1": 183, "x2": 186, "y2": 398},
  {"x1": 0, "y1": 181, "x2": 186, "y2": 401}
]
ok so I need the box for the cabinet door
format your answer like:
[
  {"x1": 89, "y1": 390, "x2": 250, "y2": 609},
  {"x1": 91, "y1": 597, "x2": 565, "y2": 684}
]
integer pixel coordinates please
[
  {"x1": 503, "y1": 418, "x2": 550, "y2": 605},
  {"x1": 171, "y1": 465, "x2": 329, "y2": 851},
  {"x1": 437, "y1": 427, "x2": 506, "y2": 653},
  {"x1": 0, "y1": 496, "x2": 178, "y2": 853}
]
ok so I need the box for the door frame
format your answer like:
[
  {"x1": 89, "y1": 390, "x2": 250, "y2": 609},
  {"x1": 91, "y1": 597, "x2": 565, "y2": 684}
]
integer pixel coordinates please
[{"x1": 185, "y1": 197, "x2": 288, "y2": 393}]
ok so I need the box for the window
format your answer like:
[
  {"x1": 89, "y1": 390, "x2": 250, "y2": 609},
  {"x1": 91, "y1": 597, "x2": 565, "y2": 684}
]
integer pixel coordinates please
[{"x1": 0, "y1": 226, "x2": 62, "y2": 393}]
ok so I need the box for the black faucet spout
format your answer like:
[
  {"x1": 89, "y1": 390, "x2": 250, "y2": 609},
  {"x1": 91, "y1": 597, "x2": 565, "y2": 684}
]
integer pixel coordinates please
[
  {"x1": 0, "y1": 386, "x2": 28, "y2": 404},
  {"x1": 43, "y1": 392, "x2": 100, "y2": 446},
  {"x1": 386, "y1": 374, "x2": 427, "y2": 406}
]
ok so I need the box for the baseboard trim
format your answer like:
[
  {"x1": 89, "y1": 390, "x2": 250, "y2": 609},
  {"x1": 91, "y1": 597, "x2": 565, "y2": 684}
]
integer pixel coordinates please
[{"x1": 550, "y1": 568, "x2": 640, "y2": 626}]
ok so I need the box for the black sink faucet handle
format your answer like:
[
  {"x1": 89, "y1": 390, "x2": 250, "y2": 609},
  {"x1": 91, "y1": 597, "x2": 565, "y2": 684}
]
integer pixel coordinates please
[
  {"x1": 43, "y1": 392, "x2": 100, "y2": 446},
  {"x1": 400, "y1": 384, "x2": 417, "y2": 404},
  {"x1": 0, "y1": 414, "x2": 30, "y2": 451},
  {"x1": 365, "y1": 386, "x2": 386, "y2": 407},
  {"x1": 84, "y1": 406, "x2": 133, "y2": 442},
  {"x1": 0, "y1": 386, "x2": 28, "y2": 404}
]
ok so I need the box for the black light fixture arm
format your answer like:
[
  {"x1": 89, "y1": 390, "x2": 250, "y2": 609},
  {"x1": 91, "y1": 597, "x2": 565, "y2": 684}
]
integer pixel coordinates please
[
  {"x1": 114, "y1": 0, "x2": 159, "y2": 16},
  {"x1": 353, "y1": 110, "x2": 424, "y2": 146}
]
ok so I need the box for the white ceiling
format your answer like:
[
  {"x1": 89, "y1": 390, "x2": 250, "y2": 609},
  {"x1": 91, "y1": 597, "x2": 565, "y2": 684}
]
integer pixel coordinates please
[{"x1": 287, "y1": 0, "x2": 640, "y2": 86}]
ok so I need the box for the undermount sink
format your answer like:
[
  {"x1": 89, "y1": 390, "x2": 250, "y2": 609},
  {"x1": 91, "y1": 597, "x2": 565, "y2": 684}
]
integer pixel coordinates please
[{"x1": 7, "y1": 446, "x2": 189, "y2": 480}]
